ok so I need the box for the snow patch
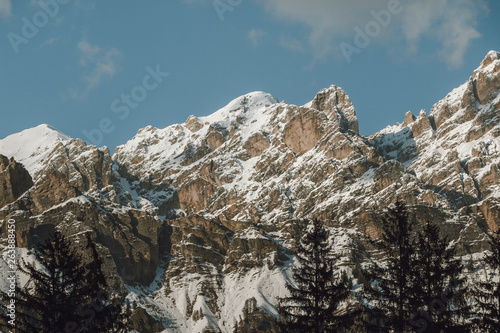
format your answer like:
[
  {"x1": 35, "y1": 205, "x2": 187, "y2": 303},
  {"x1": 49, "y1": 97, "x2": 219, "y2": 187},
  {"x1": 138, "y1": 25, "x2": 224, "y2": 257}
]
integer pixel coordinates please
[{"x1": 0, "y1": 124, "x2": 71, "y2": 176}]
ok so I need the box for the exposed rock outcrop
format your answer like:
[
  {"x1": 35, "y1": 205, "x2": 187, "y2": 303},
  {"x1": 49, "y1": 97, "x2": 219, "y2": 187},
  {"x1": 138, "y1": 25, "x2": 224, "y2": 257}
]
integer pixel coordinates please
[
  {"x1": 0, "y1": 155, "x2": 33, "y2": 208},
  {"x1": 311, "y1": 85, "x2": 360, "y2": 135}
]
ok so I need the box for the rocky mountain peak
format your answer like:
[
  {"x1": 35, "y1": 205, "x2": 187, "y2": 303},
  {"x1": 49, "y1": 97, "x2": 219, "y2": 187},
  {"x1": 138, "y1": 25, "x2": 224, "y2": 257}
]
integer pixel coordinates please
[
  {"x1": 309, "y1": 85, "x2": 359, "y2": 135},
  {"x1": 402, "y1": 111, "x2": 416, "y2": 126},
  {"x1": 429, "y1": 50, "x2": 500, "y2": 135},
  {"x1": 473, "y1": 50, "x2": 500, "y2": 105},
  {"x1": 478, "y1": 50, "x2": 500, "y2": 70},
  {"x1": 206, "y1": 91, "x2": 278, "y2": 119},
  {"x1": 0, "y1": 124, "x2": 71, "y2": 176}
]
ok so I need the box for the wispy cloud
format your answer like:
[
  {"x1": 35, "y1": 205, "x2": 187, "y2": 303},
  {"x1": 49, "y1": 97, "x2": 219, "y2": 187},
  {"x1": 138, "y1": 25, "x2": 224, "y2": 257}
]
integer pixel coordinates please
[
  {"x1": 82, "y1": 48, "x2": 122, "y2": 91},
  {"x1": 401, "y1": 0, "x2": 485, "y2": 69},
  {"x1": 280, "y1": 36, "x2": 305, "y2": 53},
  {"x1": 257, "y1": 0, "x2": 382, "y2": 59},
  {"x1": 0, "y1": 0, "x2": 12, "y2": 19},
  {"x1": 77, "y1": 39, "x2": 101, "y2": 65},
  {"x1": 255, "y1": 0, "x2": 487, "y2": 68},
  {"x1": 179, "y1": 0, "x2": 487, "y2": 67},
  {"x1": 41, "y1": 38, "x2": 59, "y2": 47},
  {"x1": 248, "y1": 29, "x2": 266, "y2": 46},
  {"x1": 67, "y1": 39, "x2": 123, "y2": 99}
]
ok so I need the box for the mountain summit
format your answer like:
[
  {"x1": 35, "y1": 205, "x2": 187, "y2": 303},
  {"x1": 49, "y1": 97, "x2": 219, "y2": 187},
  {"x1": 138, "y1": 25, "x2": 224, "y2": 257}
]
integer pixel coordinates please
[{"x1": 0, "y1": 124, "x2": 71, "y2": 176}]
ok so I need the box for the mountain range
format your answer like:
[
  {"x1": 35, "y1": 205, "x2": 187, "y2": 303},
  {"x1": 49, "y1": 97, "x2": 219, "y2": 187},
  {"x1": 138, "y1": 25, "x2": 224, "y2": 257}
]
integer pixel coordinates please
[{"x1": 0, "y1": 50, "x2": 499, "y2": 332}]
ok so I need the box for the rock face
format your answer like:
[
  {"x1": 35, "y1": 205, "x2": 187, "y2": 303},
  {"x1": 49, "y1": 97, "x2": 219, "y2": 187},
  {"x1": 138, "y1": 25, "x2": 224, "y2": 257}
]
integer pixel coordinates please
[
  {"x1": 473, "y1": 50, "x2": 500, "y2": 105},
  {"x1": 283, "y1": 107, "x2": 327, "y2": 154},
  {"x1": 1, "y1": 51, "x2": 500, "y2": 332},
  {"x1": 311, "y1": 85, "x2": 359, "y2": 135},
  {"x1": 0, "y1": 155, "x2": 33, "y2": 208}
]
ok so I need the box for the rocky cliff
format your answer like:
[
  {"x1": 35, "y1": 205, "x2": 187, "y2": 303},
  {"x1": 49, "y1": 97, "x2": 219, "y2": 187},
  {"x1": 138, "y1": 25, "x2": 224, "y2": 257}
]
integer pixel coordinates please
[{"x1": 1, "y1": 51, "x2": 499, "y2": 332}]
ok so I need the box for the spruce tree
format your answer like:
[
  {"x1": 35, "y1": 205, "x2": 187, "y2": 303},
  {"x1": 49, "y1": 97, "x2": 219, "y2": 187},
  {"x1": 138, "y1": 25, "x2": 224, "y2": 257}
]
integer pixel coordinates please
[
  {"x1": 473, "y1": 228, "x2": 500, "y2": 332},
  {"x1": 1, "y1": 230, "x2": 88, "y2": 332},
  {"x1": 278, "y1": 218, "x2": 351, "y2": 333},
  {"x1": 72, "y1": 232, "x2": 125, "y2": 332},
  {"x1": 362, "y1": 201, "x2": 416, "y2": 332},
  {"x1": 409, "y1": 220, "x2": 469, "y2": 332},
  {"x1": 0, "y1": 230, "x2": 125, "y2": 333}
]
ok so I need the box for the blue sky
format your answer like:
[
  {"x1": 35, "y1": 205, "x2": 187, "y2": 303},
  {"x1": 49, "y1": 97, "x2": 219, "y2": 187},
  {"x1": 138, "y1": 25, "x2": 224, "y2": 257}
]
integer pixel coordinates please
[{"x1": 0, "y1": 0, "x2": 498, "y2": 151}]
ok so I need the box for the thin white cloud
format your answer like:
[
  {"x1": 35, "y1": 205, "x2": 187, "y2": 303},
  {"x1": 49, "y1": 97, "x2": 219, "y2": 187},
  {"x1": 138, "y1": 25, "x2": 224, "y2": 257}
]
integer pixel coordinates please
[
  {"x1": 280, "y1": 36, "x2": 305, "y2": 53},
  {"x1": 257, "y1": 0, "x2": 388, "y2": 59},
  {"x1": 248, "y1": 29, "x2": 266, "y2": 46},
  {"x1": 77, "y1": 40, "x2": 101, "y2": 65},
  {"x1": 255, "y1": 0, "x2": 487, "y2": 67},
  {"x1": 82, "y1": 48, "x2": 122, "y2": 90},
  {"x1": 67, "y1": 39, "x2": 122, "y2": 99},
  {"x1": 402, "y1": 0, "x2": 485, "y2": 69},
  {"x1": 41, "y1": 37, "x2": 60, "y2": 47},
  {"x1": 0, "y1": 0, "x2": 12, "y2": 19},
  {"x1": 180, "y1": 0, "x2": 487, "y2": 67}
]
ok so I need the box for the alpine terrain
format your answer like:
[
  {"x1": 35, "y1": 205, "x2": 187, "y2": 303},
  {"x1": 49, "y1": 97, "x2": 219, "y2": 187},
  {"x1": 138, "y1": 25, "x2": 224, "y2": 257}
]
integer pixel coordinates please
[{"x1": 1, "y1": 50, "x2": 499, "y2": 332}]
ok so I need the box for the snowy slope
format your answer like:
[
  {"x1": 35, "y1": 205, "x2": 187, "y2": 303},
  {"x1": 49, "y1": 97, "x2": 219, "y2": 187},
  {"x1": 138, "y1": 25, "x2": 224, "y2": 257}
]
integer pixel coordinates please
[
  {"x1": 114, "y1": 92, "x2": 278, "y2": 176},
  {"x1": 0, "y1": 124, "x2": 71, "y2": 176}
]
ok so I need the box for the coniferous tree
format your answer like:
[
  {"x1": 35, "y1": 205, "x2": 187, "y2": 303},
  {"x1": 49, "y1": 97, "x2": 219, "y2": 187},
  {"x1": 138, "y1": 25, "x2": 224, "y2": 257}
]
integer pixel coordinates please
[
  {"x1": 473, "y1": 228, "x2": 500, "y2": 332},
  {"x1": 362, "y1": 201, "x2": 416, "y2": 332},
  {"x1": 0, "y1": 231, "x2": 125, "y2": 333},
  {"x1": 4, "y1": 230, "x2": 89, "y2": 333},
  {"x1": 409, "y1": 220, "x2": 469, "y2": 332},
  {"x1": 74, "y1": 232, "x2": 126, "y2": 333},
  {"x1": 278, "y1": 218, "x2": 351, "y2": 333}
]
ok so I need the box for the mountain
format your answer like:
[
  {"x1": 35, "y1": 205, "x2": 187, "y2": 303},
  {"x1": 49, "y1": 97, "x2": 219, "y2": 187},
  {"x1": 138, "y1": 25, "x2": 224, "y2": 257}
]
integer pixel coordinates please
[
  {"x1": 0, "y1": 50, "x2": 499, "y2": 332},
  {"x1": 0, "y1": 124, "x2": 71, "y2": 177}
]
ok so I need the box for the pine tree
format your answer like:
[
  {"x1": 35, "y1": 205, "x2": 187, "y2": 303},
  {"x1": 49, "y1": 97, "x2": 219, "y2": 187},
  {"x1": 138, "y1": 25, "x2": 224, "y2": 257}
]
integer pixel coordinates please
[
  {"x1": 409, "y1": 220, "x2": 469, "y2": 332},
  {"x1": 473, "y1": 228, "x2": 500, "y2": 332},
  {"x1": 75, "y1": 232, "x2": 125, "y2": 332},
  {"x1": 0, "y1": 231, "x2": 125, "y2": 333},
  {"x1": 0, "y1": 231, "x2": 88, "y2": 332},
  {"x1": 362, "y1": 201, "x2": 416, "y2": 332},
  {"x1": 278, "y1": 218, "x2": 351, "y2": 333}
]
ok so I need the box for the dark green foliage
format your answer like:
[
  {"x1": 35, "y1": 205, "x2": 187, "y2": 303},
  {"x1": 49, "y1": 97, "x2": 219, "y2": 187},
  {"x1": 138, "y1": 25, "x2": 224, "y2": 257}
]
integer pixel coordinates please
[
  {"x1": 278, "y1": 218, "x2": 351, "y2": 333},
  {"x1": 409, "y1": 220, "x2": 469, "y2": 332},
  {"x1": 473, "y1": 228, "x2": 500, "y2": 333},
  {"x1": 344, "y1": 304, "x2": 385, "y2": 333},
  {"x1": 75, "y1": 232, "x2": 128, "y2": 332},
  {"x1": 2, "y1": 231, "x2": 90, "y2": 333},
  {"x1": 362, "y1": 202, "x2": 470, "y2": 332},
  {"x1": 0, "y1": 231, "x2": 126, "y2": 333},
  {"x1": 362, "y1": 201, "x2": 416, "y2": 332}
]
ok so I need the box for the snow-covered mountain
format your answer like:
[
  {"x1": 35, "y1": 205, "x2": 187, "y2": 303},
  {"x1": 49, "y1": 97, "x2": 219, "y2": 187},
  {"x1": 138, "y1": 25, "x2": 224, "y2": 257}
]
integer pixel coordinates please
[
  {"x1": 0, "y1": 124, "x2": 71, "y2": 177},
  {"x1": 1, "y1": 50, "x2": 499, "y2": 332}
]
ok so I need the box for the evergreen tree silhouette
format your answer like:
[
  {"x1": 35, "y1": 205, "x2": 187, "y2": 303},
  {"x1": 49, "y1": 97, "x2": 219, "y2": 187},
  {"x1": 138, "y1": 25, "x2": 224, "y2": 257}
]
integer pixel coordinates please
[
  {"x1": 278, "y1": 218, "x2": 351, "y2": 333},
  {"x1": 409, "y1": 220, "x2": 469, "y2": 332},
  {"x1": 362, "y1": 201, "x2": 416, "y2": 332},
  {"x1": 71, "y1": 232, "x2": 126, "y2": 332},
  {"x1": 0, "y1": 231, "x2": 125, "y2": 333},
  {"x1": 2, "y1": 230, "x2": 89, "y2": 332},
  {"x1": 473, "y1": 228, "x2": 500, "y2": 332}
]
